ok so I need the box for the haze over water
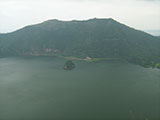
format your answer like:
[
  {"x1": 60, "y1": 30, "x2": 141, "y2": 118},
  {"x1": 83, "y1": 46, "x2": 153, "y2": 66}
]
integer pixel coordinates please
[{"x1": 0, "y1": 57, "x2": 160, "y2": 120}]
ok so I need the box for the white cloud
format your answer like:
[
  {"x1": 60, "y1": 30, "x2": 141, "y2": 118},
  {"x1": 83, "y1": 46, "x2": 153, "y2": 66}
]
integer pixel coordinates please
[{"x1": 0, "y1": 0, "x2": 160, "y2": 33}]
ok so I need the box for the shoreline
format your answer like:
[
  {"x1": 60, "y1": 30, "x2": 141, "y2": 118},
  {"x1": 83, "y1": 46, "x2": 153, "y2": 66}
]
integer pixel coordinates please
[
  {"x1": 58, "y1": 56, "x2": 120, "y2": 62},
  {"x1": 0, "y1": 54, "x2": 160, "y2": 69}
]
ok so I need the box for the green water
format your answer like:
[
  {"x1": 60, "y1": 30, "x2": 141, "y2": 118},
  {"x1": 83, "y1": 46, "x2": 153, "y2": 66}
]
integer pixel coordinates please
[{"x1": 0, "y1": 57, "x2": 160, "y2": 120}]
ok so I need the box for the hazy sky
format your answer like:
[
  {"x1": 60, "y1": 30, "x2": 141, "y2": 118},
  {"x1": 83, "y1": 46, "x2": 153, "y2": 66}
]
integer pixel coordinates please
[{"x1": 0, "y1": 0, "x2": 160, "y2": 33}]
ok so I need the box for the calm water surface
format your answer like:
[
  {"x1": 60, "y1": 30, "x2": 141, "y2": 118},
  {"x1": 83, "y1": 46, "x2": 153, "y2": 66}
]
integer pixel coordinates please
[{"x1": 0, "y1": 57, "x2": 160, "y2": 120}]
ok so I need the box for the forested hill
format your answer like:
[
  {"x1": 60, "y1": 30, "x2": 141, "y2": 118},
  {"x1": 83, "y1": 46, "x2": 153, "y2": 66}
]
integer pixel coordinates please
[{"x1": 0, "y1": 18, "x2": 160, "y2": 68}]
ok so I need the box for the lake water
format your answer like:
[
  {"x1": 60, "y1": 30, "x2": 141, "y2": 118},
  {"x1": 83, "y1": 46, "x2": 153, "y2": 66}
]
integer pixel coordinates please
[{"x1": 0, "y1": 57, "x2": 160, "y2": 120}]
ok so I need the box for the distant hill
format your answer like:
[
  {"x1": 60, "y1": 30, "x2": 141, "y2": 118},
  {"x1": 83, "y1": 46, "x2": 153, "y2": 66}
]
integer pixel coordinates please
[
  {"x1": 0, "y1": 18, "x2": 160, "y2": 68},
  {"x1": 145, "y1": 30, "x2": 160, "y2": 36}
]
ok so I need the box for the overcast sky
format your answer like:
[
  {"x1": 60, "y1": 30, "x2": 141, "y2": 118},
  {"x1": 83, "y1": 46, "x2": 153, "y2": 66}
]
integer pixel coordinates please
[{"x1": 0, "y1": 0, "x2": 160, "y2": 33}]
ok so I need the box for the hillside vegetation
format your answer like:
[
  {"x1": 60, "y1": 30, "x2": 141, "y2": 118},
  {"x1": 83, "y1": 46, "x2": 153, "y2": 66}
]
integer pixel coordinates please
[{"x1": 0, "y1": 18, "x2": 160, "y2": 68}]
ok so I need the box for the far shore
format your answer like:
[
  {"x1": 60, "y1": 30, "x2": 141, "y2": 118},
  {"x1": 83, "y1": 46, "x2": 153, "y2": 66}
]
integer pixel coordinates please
[
  {"x1": 57, "y1": 55, "x2": 120, "y2": 62},
  {"x1": 1, "y1": 54, "x2": 160, "y2": 69},
  {"x1": 19, "y1": 54, "x2": 160, "y2": 69},
  {"x1": 20, "y1": 53, "x2": 120, "y2": 62}
]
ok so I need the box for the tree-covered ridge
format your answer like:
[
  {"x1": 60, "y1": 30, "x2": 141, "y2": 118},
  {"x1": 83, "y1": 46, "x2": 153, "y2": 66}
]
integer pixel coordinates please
[{"x1": 0, "y1": 18, "x2": 160, "y2": 68}]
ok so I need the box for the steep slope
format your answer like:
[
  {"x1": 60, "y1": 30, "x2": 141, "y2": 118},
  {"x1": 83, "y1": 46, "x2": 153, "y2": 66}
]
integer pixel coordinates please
[{"x1": 0, "y1": 18, "x2": 160, "y2": 67}]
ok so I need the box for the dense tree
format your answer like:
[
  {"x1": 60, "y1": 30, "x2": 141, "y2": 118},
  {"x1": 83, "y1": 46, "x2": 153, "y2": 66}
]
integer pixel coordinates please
[
  {"x1": 0, "y1": 18, "x2": 160, "y2": 68},
  {"x1": 64, "y1": 60, "x2": 75, "y2": 70}
]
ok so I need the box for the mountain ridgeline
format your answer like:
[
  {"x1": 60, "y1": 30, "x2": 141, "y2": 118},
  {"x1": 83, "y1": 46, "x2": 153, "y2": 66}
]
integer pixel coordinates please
[{"x1": 0, "y1": 18, "x2": 160, "y2": 68}]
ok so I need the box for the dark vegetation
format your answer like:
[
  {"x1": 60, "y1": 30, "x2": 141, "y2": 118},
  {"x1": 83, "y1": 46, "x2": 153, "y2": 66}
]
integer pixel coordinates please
[
  {"x1": 64, "y1": 60, "x2": 75, "y2": 70},
  {"x1": 0, "y1": 18, "x2": 160, "y2": 68}
]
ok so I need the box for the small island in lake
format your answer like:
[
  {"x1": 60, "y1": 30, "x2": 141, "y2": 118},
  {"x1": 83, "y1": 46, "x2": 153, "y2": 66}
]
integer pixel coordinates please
[{"x1": 64, "y1": 60, "x2": 75, "y2": 70}]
